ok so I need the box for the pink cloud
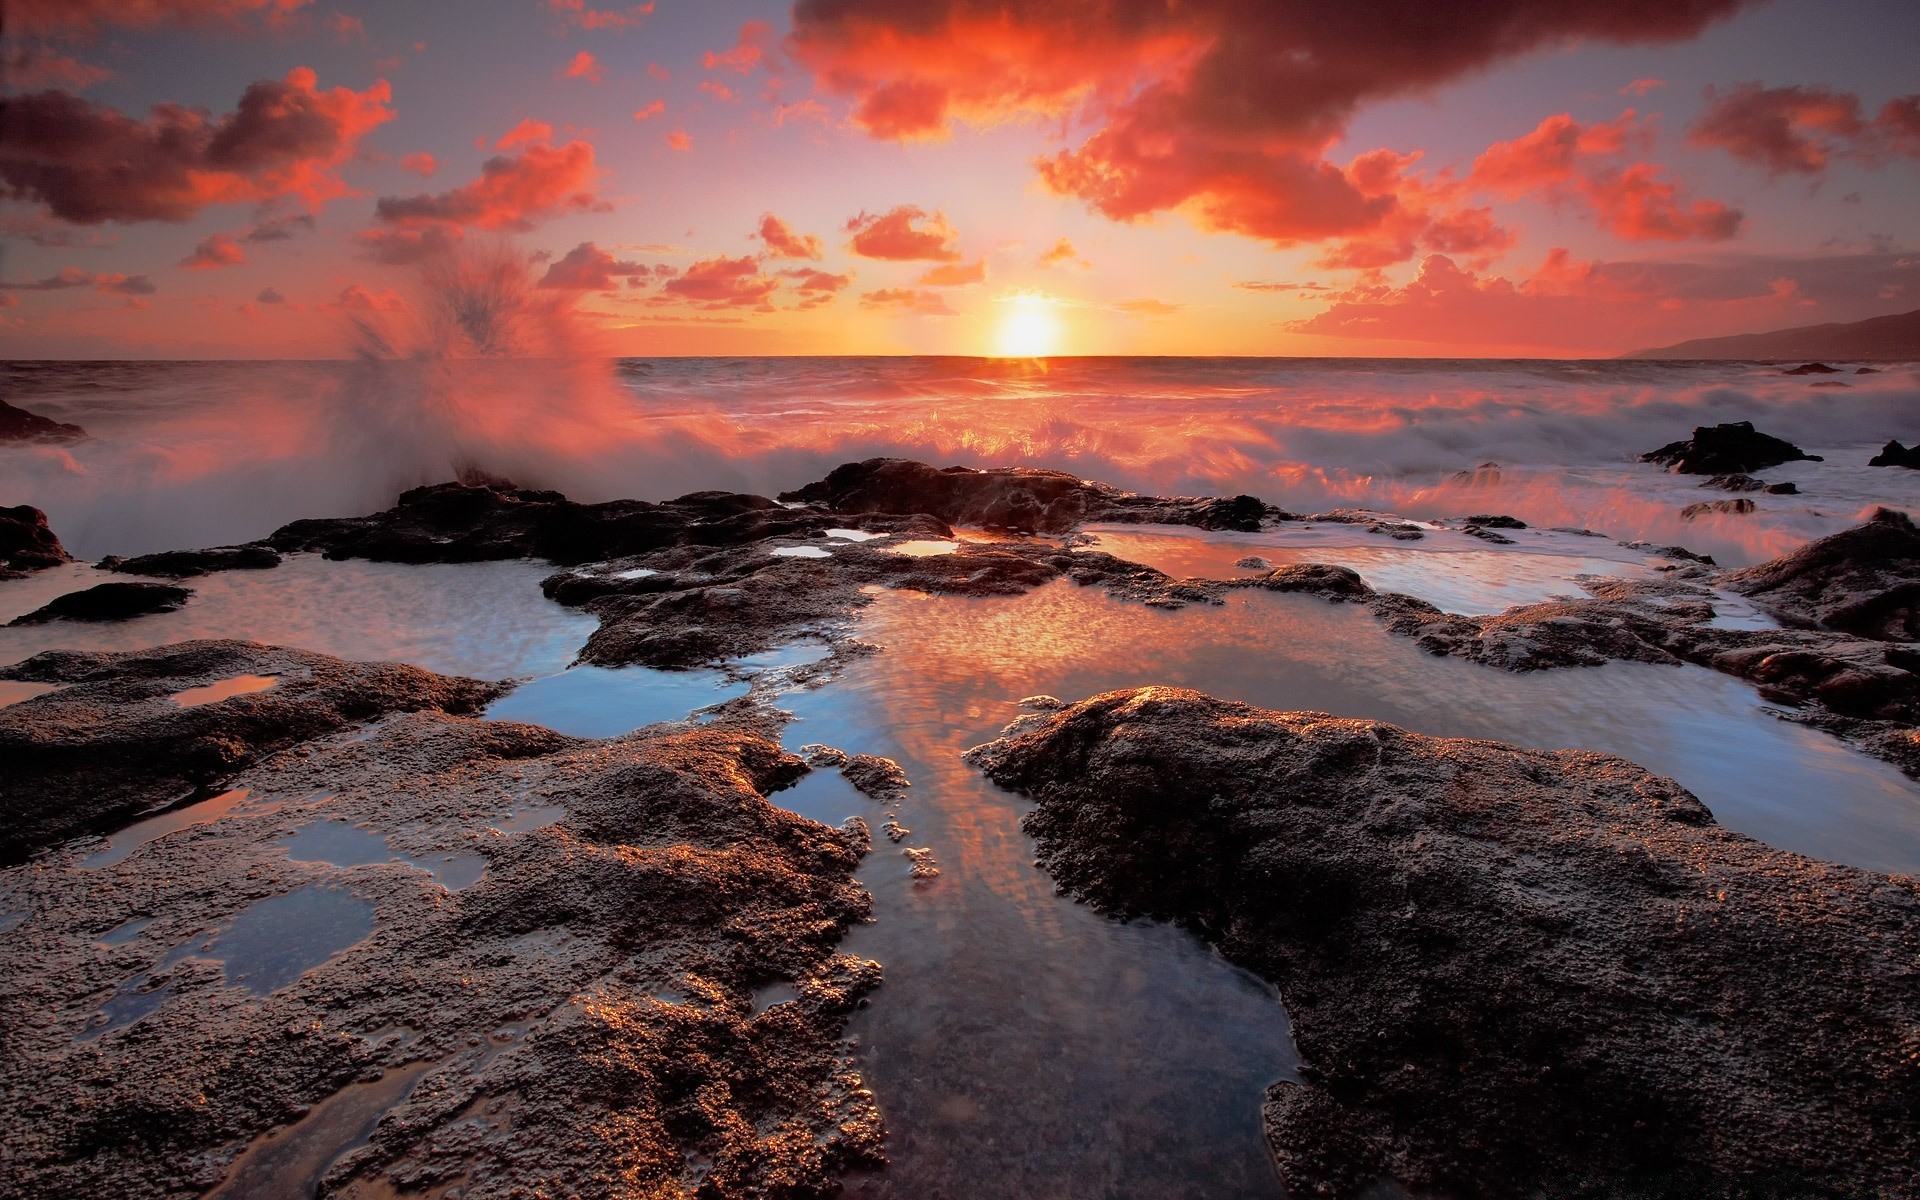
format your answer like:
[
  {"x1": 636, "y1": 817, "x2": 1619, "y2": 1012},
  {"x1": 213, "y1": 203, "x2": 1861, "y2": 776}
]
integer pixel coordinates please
[
  {"x1": 755, "y1": 214, "x2": 824, "y2": 260},
  {"x1": 660, "y1": 255, "x2": 779, "y2": 308},
  {"x1": 918, "y1": 259, "x2": 986, "y2": 286},
  {"x1": 846, "y1": 206, "x2": 961, "y2": 261},
  {"x1": 1689, "y1": 83, "x2": 1920, "y2": 177},
  {"x1": 563, "y1": 51, "x2": 606, "y2": 84},
  {"x1": 860, "y1": 287, "x2": 957, "y2": 315},
  {"x1": 372, "y1": 122, "x2": 606, "y2": 234},
  {"x1": 179, "y1": 232, "x2": 247, "y2": 269},
  {"x1": 545, "y1": 0, "x2": 653, "y2": 32}
]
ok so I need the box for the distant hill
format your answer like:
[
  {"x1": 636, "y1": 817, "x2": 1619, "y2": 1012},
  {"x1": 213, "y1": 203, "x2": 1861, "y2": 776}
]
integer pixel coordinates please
[{"x1": 1622, "y1": 308, "x2": 1920, "y2": 360}]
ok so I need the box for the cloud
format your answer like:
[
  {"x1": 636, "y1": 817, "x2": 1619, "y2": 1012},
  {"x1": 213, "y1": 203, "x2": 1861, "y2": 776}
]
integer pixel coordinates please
[
  {"x1": 356, "y1": 225, "x2": 464, "y2": 265},
  {"x1": 256, "y1": 286, "x2": 285, "y2": 303},
  {"x1": 545, "y1": 0, "x2": 653, "y2": 32},
  {"x1": 180, "y1": 232, "x2": 247, "y2": 268},
  {"x1": 400, "y1": 152, "x2": 438, "y2": 177},
  {"x1": 538, "y1": 242, "x2": 652, "y2": 290},
  {"x1": 755, "y1": 214, "x2": 824, "y2": 260},
  {"x1": 1620, "y1": 78, "x2": 1665, "y2": 96},
  {"x1": 3, "y1": 48, "x2": 112, "y2": 90},
  {"x1": 700, "y1": 81, "x2": 739, "y2": 103},
  {"x1": 1116, "y1": 298, "x2": 1180, "y2": 315},
  {"x1": 1037, "y1": 238, "x2": 1087, "y2": 269},
  {"x1": 860, "y1": 287, "x2": 957, "y2": 315},
  {"x1": 0, "y1": 216, "x2": 118, "y2": 248},
  {"x1": 371, "y1": 122, "x2": 606, "y2": 233},
  {"x1": 1234, "y1": 279, "x2": 1329, "y2": 292},
  {"x1": 660, "y1": 255, "x2": 779, "y2": 308},
  {"x1": 784, "y1": 266, "x2": 852, "y2": 308},
  {"x1": 666, "y1": 129, "x2": 693, "y2": 152},
  {"x1": 633, "y1": 101, "x2": 667, "y2": 122},
  {"x1": 845, "y1": 205, "x2": 961, "y2": 261},
  {"x1": 788, "y1": 0, "x2": 1755, "y2": 247},
  {"x1": 563, "y1": 51, "x2": 606, "y2": 84},
  {"x1": 1688, "y1": 83, "x2": 1920, "y2": 177},
  {"x1": 704, "y1": 21, "x2": 776, "y2": 73},
  {"x1": 0, "y1": 267, "x2": 157, "y2": 294},
  {"x1": 6, "y1": 0, "x2": 312, "y2": 34},
  {"x1": 318, "y1": 282, "x2": 407, "y2": 312},
  {"x1": 918, "y1": 259, "x2": 985, "y2": 286},
  {"x1": 325, "y1": 12, "x2": 365, "y2": 41}
]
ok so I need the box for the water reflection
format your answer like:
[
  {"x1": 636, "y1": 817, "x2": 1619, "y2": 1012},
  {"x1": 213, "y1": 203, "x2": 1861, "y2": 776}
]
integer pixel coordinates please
[
  {"x1": 83, "y1": 788, "x2": 281, "y2": 868},
  {"x1": 484, "y1": 664, "x2": 746, "y2": 737},
  {"x1": 171, "y1": 674, "x2": 279, "y2": 707}
]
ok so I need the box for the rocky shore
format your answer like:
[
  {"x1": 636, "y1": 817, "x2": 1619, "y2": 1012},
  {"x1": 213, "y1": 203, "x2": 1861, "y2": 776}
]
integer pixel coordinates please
[{"x1": 968, "y1": 687, "x2": 1920, "y2": 1197}]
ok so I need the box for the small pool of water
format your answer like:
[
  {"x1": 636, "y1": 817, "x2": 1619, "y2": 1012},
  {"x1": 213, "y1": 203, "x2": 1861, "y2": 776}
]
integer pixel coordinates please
[
  {"x1": 171, "y1": 673, "x2": 279, "y2": 707},
  {"x1": 887, "y1": 540, "x2": 960, "y2": 558},
  {"x1": 772, "y1": 545, "x2": 833, "y2": 559},
  {"x1": 0, "y1": 680, "x2": 60, "y2": 708},
  {"x1": 492, "y1": 803, "x2": 565, "y2": 833},
  {"x1": 612, "y1": 567, "x2": 658, "y2": 580},
  {"x1": 83, "y1": 788, "x2": 281, "y2": 868},
  {"x1": 213, "y1": 885, "x2": 376, "y2": 995},
  {"x1": 208, "y1": 1059, "x2": 435, "y2": 1199},
  {"x1": 733, "y1": 641, "x2": 835, "y2": 673},
  {"x1": 485, "y1": 664, "x2": 747, "y2": 738},
  {"x1": 770, "y1": 768, "x2": 871, "y2": 826},
  {"x1": 281, "y1": 820, "x2": 485, "y2": 891},
  {"x1": 827, "y1": 529, "x2": 889, "y2": 542}
]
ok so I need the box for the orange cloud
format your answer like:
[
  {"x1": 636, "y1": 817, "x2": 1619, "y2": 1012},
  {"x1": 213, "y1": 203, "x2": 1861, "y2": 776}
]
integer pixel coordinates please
[
  {"x1": 318, "y1": 283, "x2": 407, "y2": 312},
  {"x1": 372, "y1": 122, "x2": 606, "y2": 234},
  {"x1": 789, "y1": 0, "x2": 1756, "y2": 247},
  {"x1": 3, "y1": 48, "x2": 112, "y2": 90},
  {"x1": 1621, "y1": 78, "x2": 1666, "y2": 96},
  {"x1": 700, "y1": 81, "x2": 738, "y2": 103},
  {"x1": 918, "y1": 259, "x2": 985, "y2": 286},
  {"x1": 784, "y1": 266, "x2": 852, "y2": 308},
  {"x1": 666, "y1": 129, "x2": 693, "y2": 152},
  {"x1": 179, "y1": 232, "x2": 247, "y2": 269},
  {"x1": 755, "y1": 214, "x2": 824, "y2": 260},
  {"x1": 632, "y1": 101, "x2": 667, "y2": 122},
  {"x1": 1688, "y1": 83, "x2": 1920, "y2": 177},
  {"x1": 1037, "y1": 238, "x2": 1086, "y2": 269},
  {"x1": 705, "y1": 21, "x2": 776, "y2": 73},
  {"x1": 861, "y1": 287, "x2": 957, "y2": 315},
  {"x1": 0, "y1": 68, "x2": 393, "y2": 224},
  {"x1": 845, "y1": 206, "x2": 960, "y2": 261},
  {"x1": 545, "y1": 0, "x2": 653, "y2": 32},
  {"x1": 0, "y1": 267, "x2": 157, "y2": 295},
  {"x1": 660, "y1": 255, "x2": 779, "y2": 308},
  {"x1": 538, "y1": 242, "x2": 651, "y2": 290},
  {"x1": 563, "y1": 51, "x2": 607, "y2": 84},
  {"x1": 400, "y1": 152, "x2": 438, "y2": 177},
  {"x1": 325, "y1": 12, "x2": 365, "y2": 41}
]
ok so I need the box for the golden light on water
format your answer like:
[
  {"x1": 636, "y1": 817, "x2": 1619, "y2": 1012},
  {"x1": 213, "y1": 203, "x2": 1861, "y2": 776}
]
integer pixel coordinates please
[{"x1": 994, "y1": 291, "x2": 1062, "y2": 358}]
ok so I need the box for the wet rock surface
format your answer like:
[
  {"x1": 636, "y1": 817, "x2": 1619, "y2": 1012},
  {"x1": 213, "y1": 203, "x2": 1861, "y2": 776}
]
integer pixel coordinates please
[
  {"x1": 0, "y1": 640, "x2": 504, "y2": 860},
  {"x1": 1640, "y1": 421, "x2": 1821, "y2": 474},
  {"x1": 98, "y1": 543, "x2": 283, "y2": 578},
  {"x1": 968, "y1": 687, "x2": 1920, "y2": 1199},
  {"x1": 780, "y1": 457, "x2": 1287, "y2": 533},
  {"x1": 0, "y1": 504, "x2": 72, "y2": 579},
  {"x1": 1870, "y1": 440, "x2": 1920, "y2": 469},
  {"x1": 1700, "y1": 473, "x2": 1796, "y2": 494},
  {"x1": 8, "y1": 581, "x2": 193, "y2": 625},
  {"x1": 0, "y1": 703, "x2": 883, "y2": 1198},
  {"x1": 1679, "y1": 498, "x2": 1755, "y2": 519},
  {"x1": 1782, "y1": 361, "x2": 1842, "y2": 374},
  {"x1": 1721, "y1": 507, "x2": 1920, "y2": 639},
  {"x1": 0, "y1": 398, "x2": 85, "y2": 443}
]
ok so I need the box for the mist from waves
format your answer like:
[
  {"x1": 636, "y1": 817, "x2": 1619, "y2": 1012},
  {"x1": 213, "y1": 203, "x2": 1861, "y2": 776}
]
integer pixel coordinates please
[{"x1": 3, "y1": 271, "x2": 1918, "y2": 566}]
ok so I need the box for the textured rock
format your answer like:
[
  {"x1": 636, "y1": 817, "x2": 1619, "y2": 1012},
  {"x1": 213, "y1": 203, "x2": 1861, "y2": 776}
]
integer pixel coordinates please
[
  {"x1": 0, "y1": 640, "x2": 504, "y2": 859},
  {"x1": 0, "y1": 504, "x2": 72, "y2": 578},
  {"x1": 1680, "y1": 498, "x2": 1756, "y2": 519},
  {"x1": 1640, "y1": 421, "x2": 1821, "y2": 475},
  {"x1": 0, "y1": 398, "x2": 85, "y2": 443},
  {"x1": 97, "y1": 543, "x2": 282, "y2": 578},
  {"x1": 1721, "y1": 507, "x2": 1920, "y2": 639},
  {"x1": 1782, "y1": 361, "x2": 1842, "y2": 374},
  {"x1": 7, "y1": 582, "x2": 192, "y2": 625},
  {"x1": 1870, "y1": 440, "x2": 1920, "y2": 469},
  {"x1": 969, "y1": 687, "x2": 1920, "y2": 1199}
]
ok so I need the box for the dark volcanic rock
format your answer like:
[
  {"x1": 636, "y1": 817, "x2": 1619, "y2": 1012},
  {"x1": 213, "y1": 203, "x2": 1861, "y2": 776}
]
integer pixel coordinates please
[
  {"x1": 1640, "y1": 421, "x2": 1821, "y2": 474},
  {"x1": 1859, "y1": 366, "x2": 1882, "y2": 374},
  {"x1": 0, "y1": 708, "x2": 884, "y2": 1197},
  {"x1": 1456, "y1": 513, "x2": 1526, "y2": 529},
  {"x1": 0, "y1": 504, "x2": 72, "y2": 578},
  {"x1": 97, "y1": 543, "x2": 281, "y2": 578},
  {"x1": 1701, "y1": 473, "x2": 1767, "y2": 492},
  {"x1": 0, "y1": 640, "x2": 504, "y2": 859},
  {"x1": 0, "y1": 398, "x2": 85, "y2": 443},
  {"x1": 1782, "y1": 361, "x2": 1842, "y2": 374},
  {"x1": 1679, "y1": 498, "x2": 1755, "y2": 519},
  {"x1": 8, "y1": 582, "x2": 192, "y2": 625},
  {"x1": 1870, "y1": 440, "x2": 1920, "y2": 469},
  {"x1": 1722, "y1": 507, "x2": 1920, "y2": 639},
  {"x1": 968, "y1": 687, "x2": 1920, "y2": 1199},
  {"x1": 779, "y1": 457, "x2": 1286, "y2": 533}
]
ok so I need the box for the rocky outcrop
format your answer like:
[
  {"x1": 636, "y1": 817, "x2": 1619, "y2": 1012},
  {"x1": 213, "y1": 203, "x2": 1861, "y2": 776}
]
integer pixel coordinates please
[
  {"x1": 0, "y1": 640, "x2": 505, "y2": 859},
  {"x1": 1701, "y1": 473, "x2": 1797, "y2": 494},
  {"x1": 968, "y1": 687, "x2": 1920, "y2": 1199},
  {"x1": 1721, "y1": 507, "x2": 1920, "y2": 639},
  {"x1": 1782, "y1": 361, "x2": 1842, "y2": 374},
  {"x1": 0, "y1": 707, "x2": 883, "y2": 1197},
  {"x1": 0, "y1": 504, "x2": 71, "y2": 579},
  {"x1": 1679, "y1": 498, "x2": 1755, "y2": 519},
  {"x1": 778, "y1": 458, "x2": 1286, "y2": 533},
  {"x1": 97, "y1": 543, "x2": 282, "y2": 578},
  {"x1": 7, "y1": 582, "x2": 192, "y2": 625},
  {"x1": 1870, "y1": 440, "x2": 1920, "y2": 469},
  {"x1": 0, "y1": 398, "x2": 85, "y2": 443},
  {"x1": 1640, "y1": 421, "x2": 1821, "y2": 475}
]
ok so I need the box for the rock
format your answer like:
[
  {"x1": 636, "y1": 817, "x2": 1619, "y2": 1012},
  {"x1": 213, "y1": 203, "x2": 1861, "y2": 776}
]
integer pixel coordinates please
[
  {"x1": 0, "y1": 706, "x2": 882, "y2": 1197},
  {"x1": 1364, "y1": 520, "x2": 1423, "y2": 541},
  {"x1": 0, "y1": 640, "x2": 505, "y2": 860},
  {"x1": 1459, "y1": 525, "x2": 1514, "y2": 544},
  {"x1": 968, "y1": 687, "x2": 1920, "y2": 1199},
  {"x1": 7, "y1": 582, "x2": 192, "y2": 625},
  {"x1": 1782, "y1": 361, "x2": 1842, "y2": 374},
  {"x1": 1858, "y1": 367, "x2": 1881, "y2": 374},
  {"x1": 1621, "y1": 540, "x2": 1717, "y2": 566},
  {"x1": 0, "y1": 504, "x2": 72, "y2": 577},
  {"x1": 0, "y1": 398, "x2": 85, "y2": 443},
  {"x1": 1640, "y1": 421, "x2": 1821, "y2": 475},
  {"x1": 1234, "y1": 555, "x2": 1272, "y2": 571},
  {"x1": 1701, "y1": 473, "x2": 1767, "y2": 492},
  {"x1": 1255, "y1": 564, "x2": 1373, "y2": 600},
  {"x1": 1721, "y1": 507, "x2": 1920, "y2": 639},
  {"x1": 1810, "y1": 380, "x2": 1850, "y2": 388},
  {"x1": 1680, "y1": 498, "x2": 1756, "y2": 519},
  {"x1": 96, "y1": 543, "x2": 282, "y2": 578},
  {"x1": 1448, "y1": 462, "x2": 1501, "y2": 486},
  {"x1": 1766, "y1": 481, "x2": 1799, "y2": 494},
  {"x1": 1456, "y1": 514, "x2": 1526, "y2": 529},
  {"x1": 841, "y1": 753, "x2": 910, "y2": 801},
  {"x1": 1869, "y1": 440, "x2": 1920, "y2": 469}
]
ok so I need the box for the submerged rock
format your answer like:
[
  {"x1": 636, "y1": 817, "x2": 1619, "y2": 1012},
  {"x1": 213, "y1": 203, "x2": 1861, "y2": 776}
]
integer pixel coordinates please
[
  {"x1": 1640, "y1": 421, "x2": 1821, "y2": 475},
  {"x1": 1869, "y1": 440, "x2": 1920, "y2": 469},
  {"x1": 1782, "y1": 361, "x2": 1842, "y2": 374},
  {"x1": 1679, "y1": 498, "x2": 1756, "y2": 519},
  {"x1": 7, "y1": 581, "x2": 192, "y2": 625},
  {"x1": 0, "y1": 503, "x2": 71, "y2": 578},
  {"x1": 0, "y1": 398, "x2": 85, "y2": 443},
  {"x1": 968, "y1": 687, "x2": 1920, "y2": 1199},
  {"x1": 0, "y1": 640, "x2": 504, "y2": 859},
  {"x1": 97, "y1": 543, "x2": 282, "y2": 578},
  {"x1": 1721, "y1": 507, "x2": 1920, "y2": 639}
]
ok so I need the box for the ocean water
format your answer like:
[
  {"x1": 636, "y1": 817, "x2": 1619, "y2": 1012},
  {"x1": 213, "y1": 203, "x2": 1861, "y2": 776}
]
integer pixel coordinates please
[{"x1": 5, "y1": 357, "x2": 1919, "y2": 565}]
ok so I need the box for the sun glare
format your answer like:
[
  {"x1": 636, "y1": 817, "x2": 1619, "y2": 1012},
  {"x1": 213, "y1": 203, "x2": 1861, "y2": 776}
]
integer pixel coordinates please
[{"x1": 995, "y1": 291, "x2": 1062, "y2": 357}]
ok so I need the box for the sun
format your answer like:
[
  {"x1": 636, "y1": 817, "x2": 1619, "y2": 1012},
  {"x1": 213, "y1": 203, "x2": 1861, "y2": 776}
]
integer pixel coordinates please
[{"x1": 995, "y1": 291, "x2": 1062, "y2": 357}]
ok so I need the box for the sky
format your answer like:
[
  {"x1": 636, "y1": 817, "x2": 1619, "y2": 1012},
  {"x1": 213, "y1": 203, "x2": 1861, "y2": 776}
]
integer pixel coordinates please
[{"x1": 1, "y1": 0, "x2": 1916, "y2": 358}]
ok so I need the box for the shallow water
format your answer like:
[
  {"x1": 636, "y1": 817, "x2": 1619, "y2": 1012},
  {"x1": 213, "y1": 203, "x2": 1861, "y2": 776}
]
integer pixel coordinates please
[
  {"x1": 484, "y1": 663, "x2": 746, "y2": 737},
  {"x1": 171, "y1": 673, "x2": 279, "y2": 707},
  {"x1": 213, "y1": 885, "x2": 377, "y2": 995},
  {"x1": 82, "y1": 787, "x2": 281, "y2": 868},
  {"x1": 281, "y1": 818, "x2": 486, "y2": 891}
]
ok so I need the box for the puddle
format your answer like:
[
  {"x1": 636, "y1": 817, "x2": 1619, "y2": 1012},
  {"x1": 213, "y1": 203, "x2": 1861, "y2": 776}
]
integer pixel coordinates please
[
  {"x1": 769, "y1": 769, "x2": 870, "y2": 827},
  {"x1": 82, "y1": 788, "x2": 282, "y2": 868},
  {"x1": 771, "y1": 545, "x2": 833, "y2": 559},
  {"x1": 81, "y1": 941, "x2": 197, "y2": 1040},
  {"x1": 208, "y1": 1059, "x2": 436, "y2": 1199},
  {"x1": 213, "y1": 885, "x2": 376, "y2": 995},
  {"x1": 282, "y1": 820, "x2": 484, "y2": 891},
  {"x1": 886, "y1": 540, "x2": 960, "y2": 558},
  {"x1": 827, "y1": 529, "x2": 888, "y2": 542},
  {"x1": 485, "y1": 664, "x2": 748, "y2": 738},
  {"x1": 0, "y1": 680, "x2": 60, "y2": 708},
  {"x1": 750, "y1": 981, "x2": 801, "y2": 1013},
  {"x1": 170, "y1": 673, "x2": 279, "y2": 707},
  {"x1": 612, "y1": 567, "x2": 658, "y2": 580},
  {"x1": 733, "y1": 642, "x2": 835, "y2": 673},
  {"x1": 99, "y1": 916, "x2": 154, "y2": 945},
  {"x1": 493, "y1": 803, "x2": 565, "y2": 833}
]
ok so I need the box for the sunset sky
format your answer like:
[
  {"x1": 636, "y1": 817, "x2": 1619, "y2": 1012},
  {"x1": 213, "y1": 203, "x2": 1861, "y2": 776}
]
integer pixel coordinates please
[{"x1": 2, "y1": 0, "x2": 1916, "y2": 358}]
